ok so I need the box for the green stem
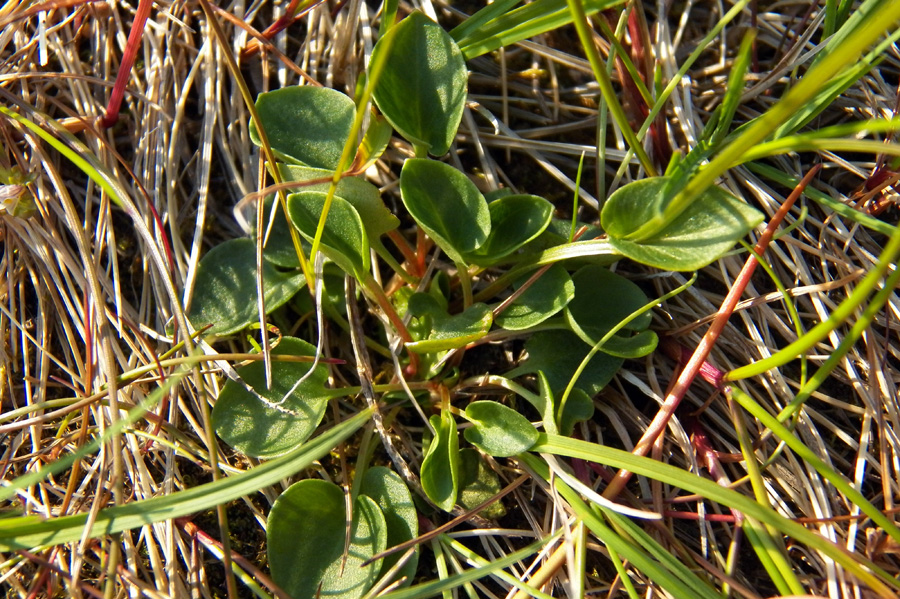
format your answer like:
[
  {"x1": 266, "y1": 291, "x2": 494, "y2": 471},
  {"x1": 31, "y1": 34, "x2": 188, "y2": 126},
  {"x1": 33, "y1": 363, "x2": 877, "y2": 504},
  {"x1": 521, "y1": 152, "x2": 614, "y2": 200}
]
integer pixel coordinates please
[
  {"x1": 566, "y1": 0, "x2": 657, "y2": 176},
  {"x1": 776, "y1": 252, "x2": 900, "y2": 421},
  {"x1": 455, "y1": 261, "x2": 473, "y2": 308},
  {"x1": 729, "y1": 386, "x2": 900, "y2": 546},
  {"x1": 725, "y1": 215, "x2": 900, "y2": 381},
  {"x1": 627, "y1": 0, "x2": 900, "y2": 241}
]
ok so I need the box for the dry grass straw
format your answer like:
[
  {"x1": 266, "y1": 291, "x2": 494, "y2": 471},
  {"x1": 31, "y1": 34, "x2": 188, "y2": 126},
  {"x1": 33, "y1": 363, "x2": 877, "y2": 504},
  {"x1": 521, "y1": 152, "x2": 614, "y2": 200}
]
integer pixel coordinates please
[{"x1": 0, "y1": 0, "x2": 898, "y2": 596}]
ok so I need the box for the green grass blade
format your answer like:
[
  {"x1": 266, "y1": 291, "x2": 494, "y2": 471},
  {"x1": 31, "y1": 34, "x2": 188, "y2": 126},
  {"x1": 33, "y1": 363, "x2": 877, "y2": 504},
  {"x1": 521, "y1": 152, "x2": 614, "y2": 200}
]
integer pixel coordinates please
[
  {"x1": 531, "y1": 434, "x2": 900, "y2": 596},
  {"x1": 379, "y1": 533, "x2": 558, "y2": 599},
  {"x1": 729, "y1": 387, "x2": 900, "y2": 546},
  {"x1": 521, "y1": 454, "x2": 726, "y2": 599},
  {"x1": 453, "y1": 0, "x2": 625, "y2": 60},
  {"x1": 448, "y1": 0, "x2": 521, "y2": 44},
  {"x1": 746, "y1": 162, "x2": 895, "y2": 236},
  {"x1": 0, "y1": 408, "x2": 372, "y2": 550},
  {"x1": 725, "y1": 219, "x2": 900, "y2": 381},
  {"x1": 730, "y1": 399, "x2": 805, "y2": 595}
]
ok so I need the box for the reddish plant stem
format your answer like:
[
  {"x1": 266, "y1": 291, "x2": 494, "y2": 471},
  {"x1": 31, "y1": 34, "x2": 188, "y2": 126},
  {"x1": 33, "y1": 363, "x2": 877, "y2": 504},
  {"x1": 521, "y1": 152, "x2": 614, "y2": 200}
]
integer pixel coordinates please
[
  {"x1": 177, "y1": 519, "x2": 293, "y2": 599},
  {"x1": 240, "y1": 0, "x2": 325, "y2": 59},
  {"x1": 602, "y1": 164, "x2": 822, "y2": 500},
  {"x1": 100, "y1": 0, "x2": 153, "y2": 128}
]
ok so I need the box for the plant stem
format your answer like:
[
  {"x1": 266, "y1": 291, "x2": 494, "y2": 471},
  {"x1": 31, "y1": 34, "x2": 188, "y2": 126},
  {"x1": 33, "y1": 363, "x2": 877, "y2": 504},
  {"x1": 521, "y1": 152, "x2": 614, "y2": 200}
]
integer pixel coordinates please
[
  {"x1": 627, "y1": 0, "x2": 900, "y2": 241},
  {"x1": 602, "y1": 165, "x2": 819, "y2": 500},
  {"x1": 100, "y1": 0, "x2": 153, "y2": 128},
  {"x1": 725, "y1": 203, "x2": 900, "y2": 380},
  {"x1": 566, "y1": 0, "x2": 656, "y2": 176},
  {"x1": 360, "y1": 273, "x2": 419, "y2": 376}
]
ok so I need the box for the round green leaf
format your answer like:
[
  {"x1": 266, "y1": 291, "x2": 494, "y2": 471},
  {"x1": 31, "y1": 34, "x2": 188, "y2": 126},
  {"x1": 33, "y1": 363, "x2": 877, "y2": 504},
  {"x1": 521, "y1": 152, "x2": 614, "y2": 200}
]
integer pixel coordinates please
[
  {"x1": 268, "y1": 480, "x2": 387, "y2": 599},
  {"x1": 188, "y1": 238, "x2": 305, "y2": 336},
  {"x1": 494, "y1": 264, "x2": 574, "y2": 331},
  {"x1": 372, "y1": 12, "x2": 467, "y2": 156},
  {"x1": 400, "y1": 158, "x2": 490, "y2": 265},
  {"x1": 466, "y1": 194, "x2": 554, "y2": 264},
  {"x1": 279, "y1": 165, "x2": 400, "y2": 240},
  {"x1": 505, "y1": 330, "x2": 623, "y2": 397},
  {"x1": 601, "y1": 177, "x2": 765, "y2": 271},
  {"x1": 421, "y1": 412, "x2": 459, "y2": 512},
  {"x1": 211, "y1": 337, "x2": 330, "y2": 458},
  {"x1": 564, "y1": 264, "x2": 658, "y2": 358},
  {"x1": 287, "y1": 191, "x2": 370, "y2": 278},
  {"x1": 463, "y1": 401, "x2": 538, "y2": 457},
  {"x1": 359, "y1": 467, "x2": 419, "y2": 587},
  {"x1": 250, "y1": 86, "x2": 355, "y2": 169}
]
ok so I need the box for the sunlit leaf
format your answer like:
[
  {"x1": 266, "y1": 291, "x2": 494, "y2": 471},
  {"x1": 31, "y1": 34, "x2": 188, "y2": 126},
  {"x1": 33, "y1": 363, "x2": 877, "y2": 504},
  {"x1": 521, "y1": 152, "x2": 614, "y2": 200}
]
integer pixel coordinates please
[
  {"x1": 372, "y1": 12, "x2": 467, "y2": 156},
  {"x1": 212, "y1": 337, "x2": 330, "y2": 458},
  {"x1": 268, "y1": 479, "x2": 386, "y2": 599},
  {"x1": 250, "y1": 86, "x2": 355, "y2": 169},
  {"x1": 400, "y1": 159, "x2": 490, "y2": 265}
]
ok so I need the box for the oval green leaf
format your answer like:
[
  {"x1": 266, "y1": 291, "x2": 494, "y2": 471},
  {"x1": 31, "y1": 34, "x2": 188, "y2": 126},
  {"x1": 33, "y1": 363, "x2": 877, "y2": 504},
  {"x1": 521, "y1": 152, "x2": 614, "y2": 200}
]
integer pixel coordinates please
[
  {"x1": 463, "y1": 401, "x2": 538, "y2": 457},
  {"x1": 372, "y1": 12, "x2": 467, "y2": 156},
  {"x1": 359, "y1": 467, "x2": 419, "y2": 587},
  {"x1": 601, "y1": 177, "x2": 764, "y2": 271},
  {"x1": 268, "y1": 479, "x2": 387, "y2": 599},
  {"x1": 279, "y1": 165, "x2": 400, "y2": 241},
  {"x1": 400, "y1": 159, "x2": 490, "y2": 265},
  {"x1": 188, "y1": 238, "x2": 305, "y2": 336},
  {"x1": 505, "y1": 330, "x2": 623, "y2": 397},
  {"x1": 466, "y1": 194, "x2": 554, "y2": 264},
  {"x1": 250, "y1": 86, "x2": 355, "y2": 169},
  {"x1": 405, "y1": 299, "x2": 493, "y2": 354},
  {"x1": 564, "y1": 264, "x2": 657, "y2": 358},
  {"x1": 421, "y1": 412, "x2": 459, "y2": 512},
  {"x1": 211, "y1": 337, "x2": 330, "y2": 458},
  {"x1": 494, "y1": 264, "x2": 574, "y2": 331},
  {"x1": 287, "y1": 191, "x2": 370, "y2": 278}
]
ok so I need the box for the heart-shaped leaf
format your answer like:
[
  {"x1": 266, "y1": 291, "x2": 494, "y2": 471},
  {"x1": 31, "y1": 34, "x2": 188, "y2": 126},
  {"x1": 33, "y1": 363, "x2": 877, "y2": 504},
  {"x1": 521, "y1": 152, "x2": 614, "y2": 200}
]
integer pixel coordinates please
[
  {"x1": 188, "y1": 238, "x2": 305, "y2": 336},
  {"x1": 211, "y1": 337, "x2": 330, "y2": 458},
  {"x1": 268, "y1": 479, "x2": 387, "y2": 599},
  {"x1": 494, "y1": 264, "x2": 574, "y2": 331},
  {"x1": 372, "y1": 12, "x2": 467, "y2": 156},
  {"x1": 287, "y1": 191, "x2": 370, "y2": 278},
  {"x1": 601, "y1": 177, "x2": 764, "y2": 271},
  {"x1": 359, "y1": 467, "x2": 419, "y2": 587},
  {"x1": 457, "y1": 449, "x2": 506, "y2": 519},
  {"x1": 506, "y1": 330, "x2": 623, "y2": 397},
  {"x1": 564, "y1": 264, "x2": 658, "y2": 359},
  {"x1": 466, "y1": 194, "x2": 554, "y2": 264},
  {"x1": 463, "y1": 401, "x2": 538, "y2": 457},
  {"x1": 421, "y1": 411, "x2": 459, "y2": 512},
  {"x1": 400, "y1": 159, "x2": 490, "y2": 265},
  {"x1": 405, "y1": 294, "x2": 493, "y2": 353},
  {"x1": 250, "y1": 86, "x2": 356, "y2": 169}
]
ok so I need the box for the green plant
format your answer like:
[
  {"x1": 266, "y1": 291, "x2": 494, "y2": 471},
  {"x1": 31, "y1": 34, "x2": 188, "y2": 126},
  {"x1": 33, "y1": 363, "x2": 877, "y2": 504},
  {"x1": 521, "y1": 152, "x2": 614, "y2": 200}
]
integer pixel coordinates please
[{"x1": 4, "y1": 0, "x2": 900, "y2": 597}]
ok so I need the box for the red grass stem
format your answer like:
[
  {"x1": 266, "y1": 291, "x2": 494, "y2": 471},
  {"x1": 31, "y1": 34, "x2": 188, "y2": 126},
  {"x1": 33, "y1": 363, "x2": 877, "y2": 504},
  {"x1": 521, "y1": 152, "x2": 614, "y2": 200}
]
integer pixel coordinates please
[
  {"x1": 100, "y1": 0, "x2": 153, "y2": 128},
  {"x1": 601, "y1": 164, "x2": 822, "y2": 500}
]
